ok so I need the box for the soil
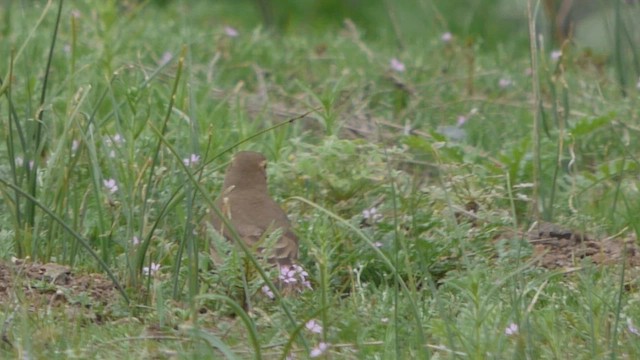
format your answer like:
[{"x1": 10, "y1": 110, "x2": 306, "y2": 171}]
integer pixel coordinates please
[
  {"x1": 526, "y1": 221, "x2": 640, "y2": 269},
  {"x1": 0, "y1": 259, "x2": 119, "y2": 314}
]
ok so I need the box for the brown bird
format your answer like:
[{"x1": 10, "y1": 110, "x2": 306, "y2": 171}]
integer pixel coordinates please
[{"x1": 209, "y1": 151, "x2": 298, "y2": 267}]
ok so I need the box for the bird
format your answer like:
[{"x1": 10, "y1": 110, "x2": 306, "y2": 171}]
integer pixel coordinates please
[{"x1": 209, "y1": 151, "x2": 298, "y2": 267}]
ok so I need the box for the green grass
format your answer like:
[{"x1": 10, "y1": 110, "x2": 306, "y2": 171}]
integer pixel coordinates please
[{"x1": 1, "y1": 0, "x2": 640, "y2": 358}]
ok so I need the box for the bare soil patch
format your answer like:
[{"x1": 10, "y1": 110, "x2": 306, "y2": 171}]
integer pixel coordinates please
[
  {"x1": 0, "y1": 259, "x2": 119, "y2": 313},
  {"x1": 526, "y1": 221, "x2": 640, "y2": 269}
]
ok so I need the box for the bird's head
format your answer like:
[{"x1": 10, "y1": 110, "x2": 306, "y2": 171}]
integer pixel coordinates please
[{"x1": 222, "y1": 151, "x2": 269, "y2": 191}]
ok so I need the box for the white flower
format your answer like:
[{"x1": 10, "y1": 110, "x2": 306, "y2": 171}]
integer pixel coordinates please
[
  {"x1": 550, "y1": 50, "x2": 562, "y2": 61},
  {"x1": 132, "y1": 236, "x2": 140, "y2": 246},
  {"x1": 103, "y1": 179, "x2": 118, "y2": 193},
  {"x1": 441, "y1": 32, "x2": 453, "y2": 43},
  {"x1": 105, "y1": 134, "x2": 124, "y2": 147}
]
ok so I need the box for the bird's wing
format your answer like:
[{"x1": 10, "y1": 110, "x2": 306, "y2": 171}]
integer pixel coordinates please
[{"x1": 272, "y1": 229, "x2": 299, "y2": 266}]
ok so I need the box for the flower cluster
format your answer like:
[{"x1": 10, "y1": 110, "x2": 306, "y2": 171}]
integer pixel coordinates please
[
  {"x1": 182, "y1": 153, "x2": 200, "y2": 167},
  {"x1": 279, "y1": 264, "x2": 312, "y2": 289},
  {"x1": 103, "y1": 179, "x2": 118, "y2": 193},
  {"x1": 143, "y1": 262, "x2": 160, "y2": 276},
  {"x1": 505, "y1": 323, "x2": 518, "y2": 336},
  {"x1": 362, "y1": 207, "x2": 382, "y2": 223}
]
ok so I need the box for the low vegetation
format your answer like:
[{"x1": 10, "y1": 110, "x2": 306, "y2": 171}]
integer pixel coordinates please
[{"x1": 0, "y1": 0, "x2": 639, "y2": 358}]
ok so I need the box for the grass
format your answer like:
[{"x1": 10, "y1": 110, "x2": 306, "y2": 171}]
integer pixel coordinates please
[{"x1": 1, "y1": 0, "x2": 640, "y2": 358}]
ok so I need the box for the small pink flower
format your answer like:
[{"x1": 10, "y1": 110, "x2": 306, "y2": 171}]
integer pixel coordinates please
[
  {"x1": 143, "y1": 262, "x2": 160, "y2": 275},
  {"x1": 305, "y1": 319, "x2": 323, "y2": 334},
  {"x1": 113, "y1": 133, "x2": 124, "y2": 144},
  {"x1": 132, "y1": 236, "x2": 140, "y2": 246},
  {"x1": 159, "y1": 51, "x2": 173, "y2": 66},
  {"x1": 224, "y1": 26, "x2": 239, "y2": 37},
  {"x1": 628, "y1": 318, "x2": 640, "y2": 336},
  {"x1": 389, "y1": 58, "x2": 405, "y2": 72},
  {"x1": 363, "y1": 207, "x2": 382, "y2": 222},
  {"x1": 498, "y1": 78, "x2": 512, "y2": 88},
  {"x1": 183, "y1": 154, "x2": 200, "y2": 166},
  {"x1": 15, "y1": 157, "x2": 35, "y2": 170},
  {"x1": 71, "y1": 140, "x2": 80, "y2": 153},
  {"x1": 261, "y1": 285, "x2": 275, "y2": 299},
  {"x1": 550, "y1": 50, "x2": 562, "y2": 61},
  {"x1": 441, "y1": 32, "x2": 453, "y2": 43},
  {"x1": 103, "y1": 179, "x2": 118, "y2": 193},
  {"x1": 310, "y1": 342, "x2": 329, "y2": 358},
  {"x1": 457, "y1": 107, "x2": 478, "y2": 126},
  {"x1": 505, "y1": 323, "x2": 518, "y2": 335},
  {"x1": 279, "y1": 264, "x2": 312, "y2": 289}
]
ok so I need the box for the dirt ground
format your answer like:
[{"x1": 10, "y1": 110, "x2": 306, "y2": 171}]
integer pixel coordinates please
[
  {"x1": 0, "y1": 259, "x2": 119, "y2": 314},
  {"x1": 526, "y1": 221, "x2": 640, "y2": 269}
]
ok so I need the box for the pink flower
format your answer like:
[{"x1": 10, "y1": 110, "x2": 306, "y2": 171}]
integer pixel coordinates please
[
  {"x1": 159, "y1": 51, "x2": 173, "y2": 66},
  {"x1": 305, "y1": 319, "x2": 322, "y2": 334},
  {"x1": 143, "y1": 262, "x2": 160, "y2": 275},
  {"x1": 103, "y1": 179, "x2": 118, "y2": 193},
  {"x1": 362, "y1": 207, "x2": 382, "y2": 222},
  {"x1": 550, "y1": 50, "x2": 562, "y2": 61},
  {"x1": 628, "y1": 318, "x2": 640, "y2": 336},
  {"x1": 310, "y1": 342, "x2": 329, "y2": 358},
  {"x1": 279, "y1": 264, "x2": 312, "y2": 289},
  {"x1": 389, "y1": 58, "x2": 405, "y2": 72},
  {"x1": 261, "y1": 285, "x2": 275, "y2": 299},
  {"x1": 132, "y1": 236, "x2": 140, "y2": 246},
  {"x1": 183, "y1": 154, "x2": 200, "y2": 166},
  {"x1": 505, "y1": 323, "x2": 518, "y2": 335},
  {"x1": 224, "y1": 26, "x2": 239, "y2": 37},
  {"x1": 441, "y1": 32, "x2": 453, "y2": 43},
  {"x1": 498, "y1": 78, "x2": 512, "y2": 88}
]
